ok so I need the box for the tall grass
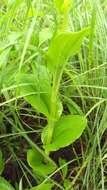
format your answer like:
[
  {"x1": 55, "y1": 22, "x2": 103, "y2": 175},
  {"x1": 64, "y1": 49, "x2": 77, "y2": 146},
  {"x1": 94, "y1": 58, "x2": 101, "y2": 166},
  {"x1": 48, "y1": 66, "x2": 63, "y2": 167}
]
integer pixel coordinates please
[{"x1": 0, "y1": 0, "x2": 107, "y2": 189}]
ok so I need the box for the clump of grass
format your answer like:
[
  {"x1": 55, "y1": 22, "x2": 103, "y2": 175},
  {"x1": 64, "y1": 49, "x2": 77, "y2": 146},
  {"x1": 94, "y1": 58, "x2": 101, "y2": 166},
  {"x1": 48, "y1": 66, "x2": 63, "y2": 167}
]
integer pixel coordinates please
[{"x1": 0, "y1": 0, "x2": 107, "y2": 190}]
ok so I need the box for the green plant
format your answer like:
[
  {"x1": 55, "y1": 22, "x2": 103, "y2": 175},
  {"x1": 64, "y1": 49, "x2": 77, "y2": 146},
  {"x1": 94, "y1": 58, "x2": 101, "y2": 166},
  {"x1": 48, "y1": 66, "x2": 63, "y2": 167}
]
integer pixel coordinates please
[
  {"x1": 16, "y1": 1, "x2": 89, "y2": 188},
  {"x1": 0, "y1": 150, "x2": 4, "y2": 175},
  {"x1": 2, "y1": 0, "x2": 107, "y2": 189},
  {"x1": 29, "y1": 183, "x2": 53, "y2": 190},
  {"x1": 0, "y1": 177, "x2": 15, "y2": 190}
]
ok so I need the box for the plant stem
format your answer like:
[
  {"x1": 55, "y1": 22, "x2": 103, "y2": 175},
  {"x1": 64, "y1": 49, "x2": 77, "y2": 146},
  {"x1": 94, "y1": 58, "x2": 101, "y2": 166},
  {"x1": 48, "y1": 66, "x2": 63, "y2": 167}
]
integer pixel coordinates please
[{"x1": 46, "y1": 65, "x2": 64, "y2": 147}]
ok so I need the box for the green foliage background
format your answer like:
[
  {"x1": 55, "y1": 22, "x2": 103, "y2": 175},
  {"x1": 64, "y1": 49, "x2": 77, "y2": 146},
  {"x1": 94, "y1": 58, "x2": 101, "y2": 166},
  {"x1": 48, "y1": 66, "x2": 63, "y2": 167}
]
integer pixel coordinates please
[{"x1": 0, "y1": 0, "x2": 107, "y2": 190}]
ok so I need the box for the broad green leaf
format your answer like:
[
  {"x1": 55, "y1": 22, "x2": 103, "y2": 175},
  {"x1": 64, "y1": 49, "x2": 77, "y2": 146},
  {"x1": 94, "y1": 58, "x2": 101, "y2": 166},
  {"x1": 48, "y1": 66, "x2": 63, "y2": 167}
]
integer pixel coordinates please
[
  {"x1": 17, "y1": 65, "x2": 63, "y2": 118},
  {"x1": 64, "y1": 179, "x2": 72, "y2": 189},
  {"x1": 46, "y1": 28, "x2": 89, "y2": 72},
  {"x1": 17, "y1": 73, "x2": 50, "y2": 117},
  {"x1": 30, "y1": 183, "x2": 53, "y2": 190},
  {"x1": 0, "y1": 64, "x2": 19, "y2": 91},
  {"x1": 39, "y1": 28, "x2": 53, "y2": 46},
  {"x1": 41, "y1": 125, "x2": 51, "y2": 145},
  {"x1": 27, "y1": 149, "x2": 56, "y2": 175},
  {"x1": 54, "y1": 0, "x2": 64, "y2": 13},
  {"x1": 0, "y1": 48, "x2": 11, "y2": 68},
  {"x1": 44, "y1": 115, "x2": 87, "y2": 151},
  {"x1": 61, "y1": 0, "x2": 71, "y2": 14},
  {"x1": 8, "y1": 32, "x2": 22, "y2": 45},
  {"x1": 0, "y1": 48, "x2": 11, "y2": 90},
  {"x1": 54, "y1": 0, "x2": 70, "y2": 14},
  {"x1": 0, "y1": 150, "x2": 4, "y2": 174},
  {"x1": 0, "y1": 177, "x2": 15, "y2": 190}
]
